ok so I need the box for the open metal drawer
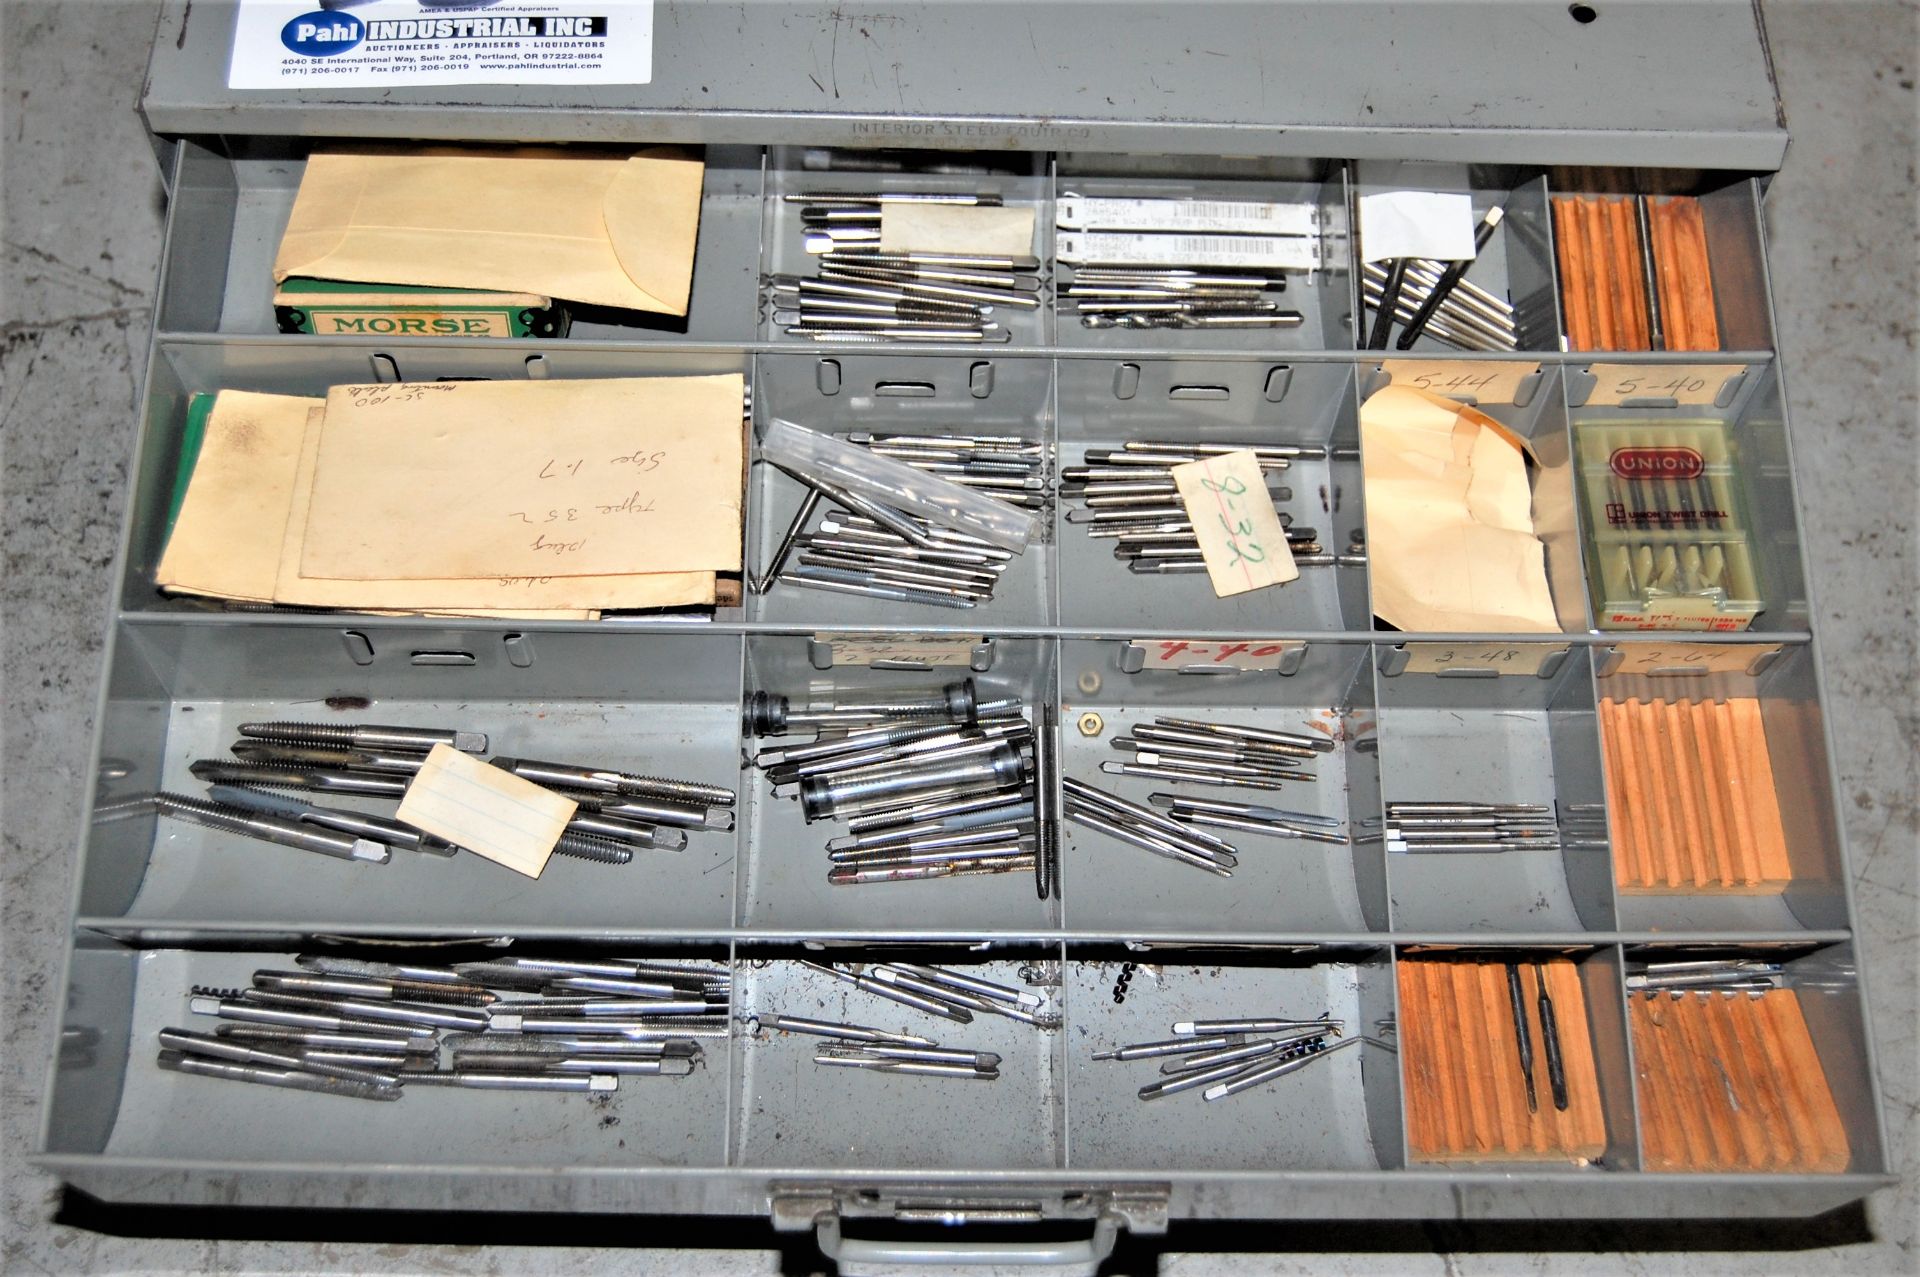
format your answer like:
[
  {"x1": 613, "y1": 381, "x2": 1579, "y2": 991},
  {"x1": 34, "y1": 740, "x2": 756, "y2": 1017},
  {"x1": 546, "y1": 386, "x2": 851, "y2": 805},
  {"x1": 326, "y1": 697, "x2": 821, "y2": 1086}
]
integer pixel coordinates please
[{"x1": 33, "y1": 1, "x2": 1894, "y2": 1269}]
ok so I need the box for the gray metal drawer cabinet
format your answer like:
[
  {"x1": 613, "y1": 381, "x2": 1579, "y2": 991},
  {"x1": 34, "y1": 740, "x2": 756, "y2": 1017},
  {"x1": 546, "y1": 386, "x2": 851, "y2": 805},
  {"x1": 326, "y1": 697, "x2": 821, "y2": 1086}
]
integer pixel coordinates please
[{"x1": 35, "y1": 1, "x2": 1895, "y2": 1269}]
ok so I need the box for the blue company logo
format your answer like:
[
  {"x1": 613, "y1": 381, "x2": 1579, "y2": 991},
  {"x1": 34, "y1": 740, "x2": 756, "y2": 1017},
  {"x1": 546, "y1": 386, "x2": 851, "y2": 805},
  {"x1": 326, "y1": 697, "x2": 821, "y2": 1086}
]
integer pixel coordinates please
[{"x1": 281, "y1": 9, "x2": 365, "y2": 56}]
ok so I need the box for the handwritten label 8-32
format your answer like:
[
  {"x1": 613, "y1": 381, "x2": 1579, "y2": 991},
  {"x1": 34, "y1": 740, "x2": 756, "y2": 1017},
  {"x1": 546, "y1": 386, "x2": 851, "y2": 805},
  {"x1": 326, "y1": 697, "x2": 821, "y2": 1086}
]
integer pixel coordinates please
[{"x1": 1169, "y1": 449, "x2": 1298, "y2": 598}]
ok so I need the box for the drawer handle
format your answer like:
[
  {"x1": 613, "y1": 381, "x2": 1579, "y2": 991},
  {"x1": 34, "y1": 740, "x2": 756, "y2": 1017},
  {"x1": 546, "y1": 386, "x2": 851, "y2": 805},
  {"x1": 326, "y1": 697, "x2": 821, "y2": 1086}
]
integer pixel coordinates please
[
  {"x1": 874, "y1": 380, "x2": 936, "y2": 398},
  {"x1": 816, "y1": 1211, "x2": 1119, "y2": 1276},
  {"x1": 409, "y1": 650, "x2": 476, "y2": 667},
  {"x1": 1168, "y1": 383, "x2": 1229, "y2": 401}
]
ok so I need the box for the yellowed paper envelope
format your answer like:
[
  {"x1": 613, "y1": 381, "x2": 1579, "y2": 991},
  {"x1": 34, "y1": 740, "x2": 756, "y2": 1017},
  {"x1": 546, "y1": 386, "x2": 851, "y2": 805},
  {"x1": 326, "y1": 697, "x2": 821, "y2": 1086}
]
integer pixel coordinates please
[
  {"x1": 298, "y1": 376, "x2": 745, "y2": 582},
  {"x1": 1360, "y1": 385, "x2": 1560, "y2": 633},
  {"x1": 157, "y1": 391, "x2": 323, "y2": 601},
  {"x1": 275, "y1": 407, "x2": 718, "y2": 611},
  {"x1": 274, "y1": 147, "x2": 704, "y2": 316}
]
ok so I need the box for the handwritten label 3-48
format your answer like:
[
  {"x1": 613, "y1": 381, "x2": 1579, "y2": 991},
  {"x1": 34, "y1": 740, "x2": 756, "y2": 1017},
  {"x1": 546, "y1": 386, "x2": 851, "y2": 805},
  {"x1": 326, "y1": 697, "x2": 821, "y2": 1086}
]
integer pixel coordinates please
[
  {"x1": 1399, "y1": 643, "x2": 1567, "y2": 676},
  {"x1": 1169, "y1": 449, "x2": 1298, "y2": 598}
]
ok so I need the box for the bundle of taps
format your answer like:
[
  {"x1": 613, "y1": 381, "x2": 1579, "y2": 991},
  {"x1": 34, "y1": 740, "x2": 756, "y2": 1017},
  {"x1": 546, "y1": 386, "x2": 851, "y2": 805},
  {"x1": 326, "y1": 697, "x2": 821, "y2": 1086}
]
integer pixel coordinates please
[
  {"x1": 159, "y1": 954, "x2": 728, "y2": 1101},
  {"x1": 768, "y1": 191, "x2": 1040, "y2": 343},
  {"x1": 751, "y1": 958, "x2": 1060, "y2": 1083},
  {"x1": 757, "y1": 431, "x2": 1049, "y2": 609},
  {"x1": 1061, "y1": 440, "x2": 1365, "y2": 573},
  {"x1": 1094, "y1": 1009, "x2": 1366, "y2": 1102},
  {"x1": 147, "y1": 719, "x2": 734, "y2": 868},
  {"x1": 1064, "y1": 716, "x2": 1342, "y2": 878},
  {"x1": 745, "y1": 678, "x2": 1059, "y2": 897}
]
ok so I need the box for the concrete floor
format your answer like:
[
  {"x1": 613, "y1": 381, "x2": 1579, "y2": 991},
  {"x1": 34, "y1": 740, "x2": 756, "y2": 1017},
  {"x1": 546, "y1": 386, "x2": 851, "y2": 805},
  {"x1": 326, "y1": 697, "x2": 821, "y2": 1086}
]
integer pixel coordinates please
[{"x1": 2, "y1": 1, "x2": 1914, "y2": 1272}]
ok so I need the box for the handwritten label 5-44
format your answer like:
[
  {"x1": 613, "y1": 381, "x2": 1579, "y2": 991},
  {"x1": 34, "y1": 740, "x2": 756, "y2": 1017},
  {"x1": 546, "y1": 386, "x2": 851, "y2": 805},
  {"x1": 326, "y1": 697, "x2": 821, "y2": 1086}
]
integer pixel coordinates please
[
  {"x1": 1381, "y1": 359, "x2": 1540, "y2": 405},
  {"x1": 1169, "y1": 449, "x2": 1298, "y2": 598}
]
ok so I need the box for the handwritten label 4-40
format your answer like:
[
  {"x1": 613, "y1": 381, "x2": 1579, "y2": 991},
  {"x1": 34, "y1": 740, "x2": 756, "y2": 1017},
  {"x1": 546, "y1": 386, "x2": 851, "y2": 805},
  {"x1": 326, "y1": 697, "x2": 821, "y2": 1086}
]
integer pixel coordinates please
[
  {"x1": 1169, "y1": 449, "x2": 1298, "y2": 598},
  {"x1": 1583, "y1": 363, "x2": 1745, "y2": 407},
  {"x1": 1135, "y1": 640, "x2": 1304, "y2": 671},
  {"x1": 1382, "y1": 359, "x2": 1540, "y2": 404}
]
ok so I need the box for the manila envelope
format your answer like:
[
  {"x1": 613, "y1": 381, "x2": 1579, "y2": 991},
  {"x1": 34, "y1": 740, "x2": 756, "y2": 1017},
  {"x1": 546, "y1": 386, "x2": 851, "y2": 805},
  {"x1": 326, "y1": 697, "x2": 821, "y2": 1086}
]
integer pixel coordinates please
[
  {"x1": 276, "y1": 409, "x2": 717, "y2": 613},
  {"x1": 156, "y1": 390, "x2": 322, "y2": 601},
  {"x1": 274, "y1": 147, "x2": 704, "y2": 316},
  {"x1": 1360, "y1": 384, "x2": 1560, "y2": 633},
  {"x1": 298, "y1": 375, "x2": 745, "y2": 582}
]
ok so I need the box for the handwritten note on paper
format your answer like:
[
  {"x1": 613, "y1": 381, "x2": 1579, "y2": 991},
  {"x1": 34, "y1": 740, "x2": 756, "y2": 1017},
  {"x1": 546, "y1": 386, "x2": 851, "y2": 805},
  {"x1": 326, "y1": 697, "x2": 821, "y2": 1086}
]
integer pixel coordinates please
[
  {"x1": 297, "y1": 375, "x2": 745, "y2": 581},
  {"x1": 273, "y1": 404, "x2": 718, "y2": 612},
  {"x1": 395, "y1": 745, "x2": 576, "y2": 879},
  {"x1": 1169, "y1": 449, "x2": 1299, "y2": 598}
]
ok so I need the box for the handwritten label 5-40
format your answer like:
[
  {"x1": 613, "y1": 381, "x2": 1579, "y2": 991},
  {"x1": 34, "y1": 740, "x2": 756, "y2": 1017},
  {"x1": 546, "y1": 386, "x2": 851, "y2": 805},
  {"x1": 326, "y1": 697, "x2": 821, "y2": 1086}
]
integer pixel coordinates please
[
  {"x1": 1169, "y1": 449, "x2": 1298, "y2": 598},
  {"x1": 1583, "y1": 363, "x2": 1745, "y2": 407}
]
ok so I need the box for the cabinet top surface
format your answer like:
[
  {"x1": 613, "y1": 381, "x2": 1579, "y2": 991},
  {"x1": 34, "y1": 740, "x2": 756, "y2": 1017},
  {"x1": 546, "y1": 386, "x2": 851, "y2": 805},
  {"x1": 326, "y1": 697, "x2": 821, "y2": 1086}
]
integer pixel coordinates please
[{"x1": 143, "y1": 0, "x2": 1786, "y2": 169}]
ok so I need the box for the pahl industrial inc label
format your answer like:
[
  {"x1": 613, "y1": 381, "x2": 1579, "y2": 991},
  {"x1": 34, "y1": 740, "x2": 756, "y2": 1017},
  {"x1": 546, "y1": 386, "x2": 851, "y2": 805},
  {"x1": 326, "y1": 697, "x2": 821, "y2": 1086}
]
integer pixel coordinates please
[{"x1": 229, "y1": 0, "x2": 653, "y2": 88}]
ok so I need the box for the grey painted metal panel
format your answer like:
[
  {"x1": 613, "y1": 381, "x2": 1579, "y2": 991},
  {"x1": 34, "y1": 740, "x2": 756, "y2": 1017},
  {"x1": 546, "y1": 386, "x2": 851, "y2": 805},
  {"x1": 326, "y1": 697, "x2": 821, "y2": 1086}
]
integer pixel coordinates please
[{"x1": 142, "y1": 0, "x2": 1787, "y2": 169}]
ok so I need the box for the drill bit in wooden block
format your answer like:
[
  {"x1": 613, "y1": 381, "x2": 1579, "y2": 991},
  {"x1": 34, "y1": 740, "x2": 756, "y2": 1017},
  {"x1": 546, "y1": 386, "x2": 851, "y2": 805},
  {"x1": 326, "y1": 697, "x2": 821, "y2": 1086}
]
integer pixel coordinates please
[
  {"x1": 1630, "y1": 988, "x2": 1849, "y2": 1172},
  {"x1": 1600, "y1": 696, "x2": 1791, "y2": 893},
  {"x1": 1552, "y1": 194, "x2": 1720, "y2": 352},
  {"x1": 1399, "y1": 956, "x2": 1608, "y2": 1163},
  {"x1": 1647, "y1": 196, "x2": 1721, "y2": 351}
]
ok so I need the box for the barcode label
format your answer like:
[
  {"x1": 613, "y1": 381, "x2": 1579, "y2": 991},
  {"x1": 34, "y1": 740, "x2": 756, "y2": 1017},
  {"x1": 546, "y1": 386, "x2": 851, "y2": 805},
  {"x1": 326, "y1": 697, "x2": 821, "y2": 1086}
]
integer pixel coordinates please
[
  {"x1": 1057, "y1": 196, "x2": 1318, "y2": 236},
  {"x1": 1056, "y1": 231, "x2": 1319, "y2": 270}
]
